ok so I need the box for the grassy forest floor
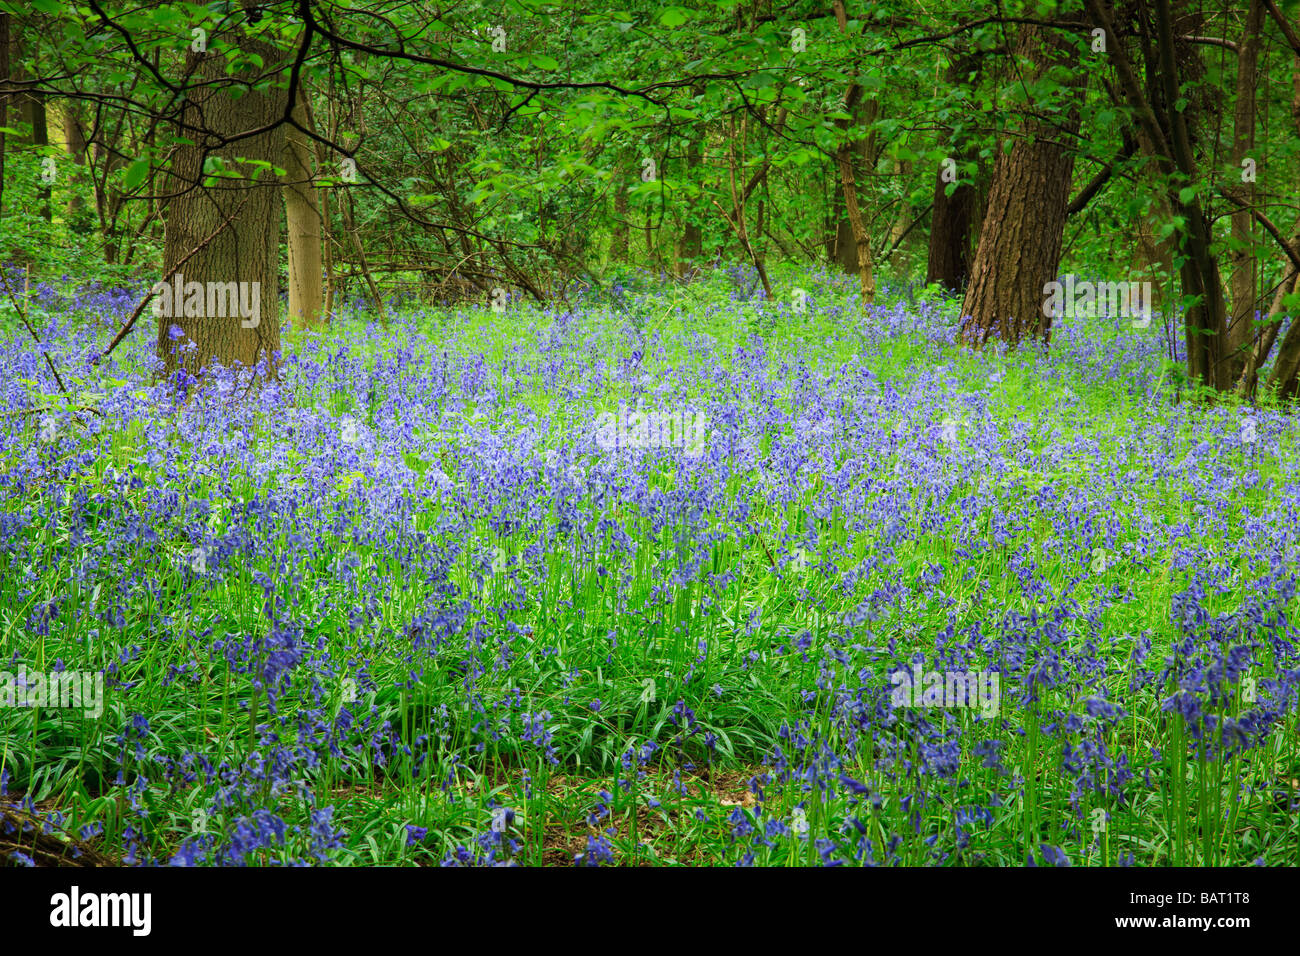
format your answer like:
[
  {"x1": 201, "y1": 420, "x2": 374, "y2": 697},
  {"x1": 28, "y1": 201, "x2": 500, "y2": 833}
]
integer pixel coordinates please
[{"x1": 2, "y1": 263, "x2": 1298, "y2": 866}]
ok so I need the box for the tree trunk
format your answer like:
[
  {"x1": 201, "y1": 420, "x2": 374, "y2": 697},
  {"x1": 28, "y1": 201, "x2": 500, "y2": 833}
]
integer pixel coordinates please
[
  {"x1": 612, "y1": 161, "x2": 629, "y2": 261},
  {"x1": 961, "y1": 25, "x2": 1081, "y2": 348},
  {"x1": 283, "y1": 86, "x2": 324, "y2": 328},
  {"x1": 91, "y1": 125, "x2": 127, "y2": 264},
  {"x1": 62, "y1": 101, "x2": 91, "y2": 228},
  {"x1": 833, "y1": 0, "x2": 875, "y2": 305},
  {"x1": 0, "y1": 13, "x2": 9, "y2": 224},
  {"x1": 927, "y1": 155, "x2": 976, "y2": 295},
  {"x1": 158, "y1": 31, "x2": 286, "y2": 381},
  {"x1": 1239, "y1": 263, "x2": 1299, "y2": 398},
  {"x1": 716, "y1": 112, "x2": 774, "y2": 298},
  {"x1": 828, "y1": 138, "x2": 870, "y2": 273},
  {"x1": 1084, "y1": 0, "x2": 1230, "y2": 389},
  {"x1": 24, "y1": 99, "x2": 52, "y2": 225},
  {"x1": 1225, "y1": 0, "x2": 1265, "y2": 382},
  {"x1": 341, "y1": 184, "x2": 387, "y2": 323},
  {"x1": 1259, "y1": 24, "x2": 1300, "y2": 399},
  {"x1": 311, "y1": 88, "x2": 342, "y2": 319},
  {"x1": 9, "y1": 27, "x2": 51, "y2": 223},
  {"x1": 680, "y1": 121, "x2": 703, "y2": 275},
  {"x1": 926, "y1": 52, "x2": 983, "y2": 294}
]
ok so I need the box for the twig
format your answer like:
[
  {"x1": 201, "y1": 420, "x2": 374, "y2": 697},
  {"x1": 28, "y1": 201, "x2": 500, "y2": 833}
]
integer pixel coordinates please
[
  {"x1": 1216, "y1": 188, "x2": 1300, "y2": 272},
  {"x1": 0, "y1": 269, "x2": 70, "y2": 395}
]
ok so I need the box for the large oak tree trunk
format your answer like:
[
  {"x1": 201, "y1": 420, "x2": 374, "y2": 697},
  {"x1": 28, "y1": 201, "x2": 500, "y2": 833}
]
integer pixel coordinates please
[
  {"x1": 961, "y1": 25, "x2": 1081, "y2": 348},
  {"x1": 158, "y1": 30, "x2": 286, "y2": 381}
]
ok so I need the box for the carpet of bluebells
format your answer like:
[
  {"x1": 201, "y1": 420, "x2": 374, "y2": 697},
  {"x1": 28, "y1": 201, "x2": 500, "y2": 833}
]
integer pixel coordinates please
[{"x1": 2, "y1": 261, "x2": 1298, "y2": 867}]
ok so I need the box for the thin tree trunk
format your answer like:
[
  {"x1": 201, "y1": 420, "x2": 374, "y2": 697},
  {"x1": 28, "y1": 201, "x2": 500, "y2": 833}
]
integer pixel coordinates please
[
  {"x1": 716, "y1": 112, "x2": 774, "y2": 299},
  {"x1": 680, "y1": 117, "x2": 703, "y2": 275},
  {"x1": 1085, "y1": 0, "x2": 1230, "y2": 388},
  {"x1": 612, "y1": 160, "x2": 629, "y2": 261},
  {"x1": 62, "y1": 101, "x2": 90, "y2": 227},
  {"x1": 1225, "y1": 0, "x2": 1265, "y2": 381},
  {"x1": 309, "y1": 88, "x2": 339, "y2": 319},
  {"x1": 10, "y1": 27, "x2": 51, "y2": 223},
  {"x1": 25, "y1": 98, "x2": 53, "y2": 224},
  {"x1": 1260, "y1": 24, "x2": 1300, "y2": 398},
  {"x1": 342, "y1": 186, "x2": 387, "y2": 323},
  {"x1": 0, "y1": 13, "x2": 9, "y2": 224},
  {"x1": 884, "y1": 158, "x2": 912, "y2": 276},
  {"x1": 833, "y1": 0, "x2": 876, "y2": 305},
  {"x1": 283, "y1": 86, "x2": 324, "y2": 328},
  {"x1": 1238, "y1": 265, "x2": 1299, "y2": 398},
  {"x1": 88, "y1": 106, "x2": 128, "y2": 265}
]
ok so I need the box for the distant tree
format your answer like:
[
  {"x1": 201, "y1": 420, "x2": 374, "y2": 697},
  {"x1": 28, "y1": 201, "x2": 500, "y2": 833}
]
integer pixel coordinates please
[{"x1": 926, "y1": 51, "x2": 985, "y2": 295}]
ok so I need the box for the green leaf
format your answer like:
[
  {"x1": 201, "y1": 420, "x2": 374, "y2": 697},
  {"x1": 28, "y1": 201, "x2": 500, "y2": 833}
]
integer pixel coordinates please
[
  {"x1": 123, "y1": 159, "x2": 150, "y2": 190},
  {"x1": 530, "y1": 53, "x2": 559, "y2": 70},
  {"x1": 659, "y1": 7, "x2": 689, "y2": 27}
]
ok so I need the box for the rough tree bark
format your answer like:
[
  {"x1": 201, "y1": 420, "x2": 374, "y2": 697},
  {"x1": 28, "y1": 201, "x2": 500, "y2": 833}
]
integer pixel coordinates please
[
  {"x1": 960, "y1": 25, "x2": 1082, "y2": 348},
  {"x1": 158, "y1": 27, "x2": 286, "y2": 380},
  {"x1": 283, "y1": 86, "x2": 324, "y2": 328}
]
